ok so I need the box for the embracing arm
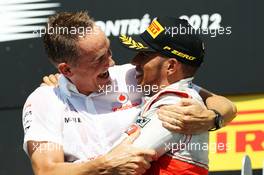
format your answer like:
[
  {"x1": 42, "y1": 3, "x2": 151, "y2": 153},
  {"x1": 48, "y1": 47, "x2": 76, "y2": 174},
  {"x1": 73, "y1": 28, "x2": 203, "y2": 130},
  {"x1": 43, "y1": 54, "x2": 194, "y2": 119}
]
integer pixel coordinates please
[
  {"x1": 27, "y1": 141, "x2": 105, "y2": 175},
  {"x1": 199, "y1": 87, "x2": 237, "y2": 126},
  {"x1": 27, "y1": 130, "x2": 155, "y2": 175},
  {"x1": 132, "y1": 95, "x2": 185, "y2": 158},
  {"x1": 158, "y1": 87, "x2": 237, "y2": 134}
]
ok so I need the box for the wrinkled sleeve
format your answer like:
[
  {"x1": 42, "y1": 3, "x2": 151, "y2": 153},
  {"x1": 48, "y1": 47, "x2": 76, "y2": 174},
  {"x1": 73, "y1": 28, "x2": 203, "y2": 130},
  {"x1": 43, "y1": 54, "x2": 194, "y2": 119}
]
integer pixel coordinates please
[
  {"x1": 22, "y1": 87, "x2": 63, "y2": 156},
  {"x1": 133, "y1": 95, "x2": 185, "y2": 158}
]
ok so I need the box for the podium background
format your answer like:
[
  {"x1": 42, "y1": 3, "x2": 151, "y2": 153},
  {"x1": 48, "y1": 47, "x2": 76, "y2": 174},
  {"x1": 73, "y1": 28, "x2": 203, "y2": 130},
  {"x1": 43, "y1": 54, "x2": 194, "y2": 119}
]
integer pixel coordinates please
[{"x1": 0, "y1": 0, "x2": 263, "y2": 174}]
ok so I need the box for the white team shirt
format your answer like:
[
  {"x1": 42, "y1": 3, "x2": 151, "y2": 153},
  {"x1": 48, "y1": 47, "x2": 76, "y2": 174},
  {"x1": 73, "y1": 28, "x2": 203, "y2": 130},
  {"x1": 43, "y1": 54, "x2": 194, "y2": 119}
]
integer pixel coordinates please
[
  {"x1": 23, "y1": 64, "x2": 143, "y2": 161},
  {"x1": 22, "y1": 64, "x2": 202, "y2": 162}
]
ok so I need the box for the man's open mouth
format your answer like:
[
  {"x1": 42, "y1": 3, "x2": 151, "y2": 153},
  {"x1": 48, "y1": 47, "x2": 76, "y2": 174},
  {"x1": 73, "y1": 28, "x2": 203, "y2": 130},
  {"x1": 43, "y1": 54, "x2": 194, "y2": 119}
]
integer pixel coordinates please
[{"x1": 98, "y1": 70, "x2": 110, "y2": 79}]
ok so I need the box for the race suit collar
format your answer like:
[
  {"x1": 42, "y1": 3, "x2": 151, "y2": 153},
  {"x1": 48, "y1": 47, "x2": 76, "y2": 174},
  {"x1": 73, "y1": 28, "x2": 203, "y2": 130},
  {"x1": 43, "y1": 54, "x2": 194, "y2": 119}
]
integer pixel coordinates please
[{"x1": 166, "y1": 77, "x2": 194, "y2": 91}]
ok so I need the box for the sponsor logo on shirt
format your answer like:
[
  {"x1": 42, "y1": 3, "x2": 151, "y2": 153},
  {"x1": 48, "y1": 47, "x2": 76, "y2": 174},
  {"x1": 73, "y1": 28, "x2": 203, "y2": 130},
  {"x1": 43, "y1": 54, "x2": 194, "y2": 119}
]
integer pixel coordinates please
[
  {"x1": 136, "y1": 117, "x2": 151, "y2": 128},
  {"x1": 64, "y1": 117, "x2": 82, "y2": 123},
  {"x1": 112, "y1": 102, "x2": 140, "y2": 112},
  {"x1": 112, "y1": 96, "x2": 142, "y2": 111},
  {"x1": 23, "y1": 103, "x2": 33, "y2": 133},
  {"x1": 117, "y1": 93, "x2": 129, "y2": 104}
]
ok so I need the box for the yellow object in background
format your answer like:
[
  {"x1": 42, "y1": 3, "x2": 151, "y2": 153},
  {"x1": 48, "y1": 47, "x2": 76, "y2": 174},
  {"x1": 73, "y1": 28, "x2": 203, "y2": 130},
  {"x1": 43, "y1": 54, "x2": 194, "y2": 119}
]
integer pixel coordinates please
[{"x1": 209, "y1": 94, "x2": 264, "y2": 171}]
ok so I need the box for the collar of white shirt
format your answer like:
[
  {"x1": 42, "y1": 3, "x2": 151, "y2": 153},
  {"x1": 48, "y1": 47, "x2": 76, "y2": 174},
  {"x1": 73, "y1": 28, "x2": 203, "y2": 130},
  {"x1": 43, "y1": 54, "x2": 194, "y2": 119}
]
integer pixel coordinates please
[{"x1": 58, "y1": 75, "x2": 107, "y2": 98}]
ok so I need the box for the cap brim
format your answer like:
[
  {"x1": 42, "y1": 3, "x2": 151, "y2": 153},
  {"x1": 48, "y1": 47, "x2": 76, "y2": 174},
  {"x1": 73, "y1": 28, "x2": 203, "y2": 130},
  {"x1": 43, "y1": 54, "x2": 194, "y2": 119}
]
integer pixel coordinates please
[{"x1": 119, "y1": 34, "x2": 155, "y2": 52}]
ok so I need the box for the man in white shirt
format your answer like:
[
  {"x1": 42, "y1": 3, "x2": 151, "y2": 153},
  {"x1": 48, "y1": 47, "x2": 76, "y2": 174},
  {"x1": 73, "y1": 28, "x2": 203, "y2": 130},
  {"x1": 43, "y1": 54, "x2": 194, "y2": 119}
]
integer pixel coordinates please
[{"x1": 23, "y1": 11, "x2": 236, "y2": 175}]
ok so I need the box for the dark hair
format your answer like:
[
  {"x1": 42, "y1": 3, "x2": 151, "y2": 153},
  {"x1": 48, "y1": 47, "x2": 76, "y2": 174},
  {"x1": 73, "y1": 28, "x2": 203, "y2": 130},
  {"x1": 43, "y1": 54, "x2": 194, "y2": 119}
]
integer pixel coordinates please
[
  {"x1": 181, "y1": 63, "x2": 199, "y2": 77},
  {"x1": 43, "y1": 11, "x2": 94, "y2": 65}
]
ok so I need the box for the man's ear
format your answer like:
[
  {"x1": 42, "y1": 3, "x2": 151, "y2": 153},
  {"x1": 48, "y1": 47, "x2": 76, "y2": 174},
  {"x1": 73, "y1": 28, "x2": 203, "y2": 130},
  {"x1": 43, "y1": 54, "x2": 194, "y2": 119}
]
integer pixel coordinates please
[
  {"x1": 57, "y1": 63, "x2": 73, "y2": 78},
  {"x1": 166, "y1": 58, "x2": 179, "y2": 76}
]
